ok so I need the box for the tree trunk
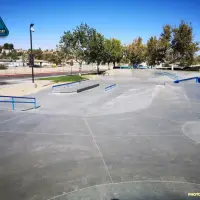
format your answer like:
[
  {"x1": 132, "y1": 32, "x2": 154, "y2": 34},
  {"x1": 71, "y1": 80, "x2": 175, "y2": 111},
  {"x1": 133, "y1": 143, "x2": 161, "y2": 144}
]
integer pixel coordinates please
[
  {"x1": 113, "y1": 61, "x2": 116, "y2": 67},
  {"x1": 79, "y1": 62, "x2": 82, "y2": 76},
  {"x1": 97, "y1": 64, "x2": 100, "y2": 74}
]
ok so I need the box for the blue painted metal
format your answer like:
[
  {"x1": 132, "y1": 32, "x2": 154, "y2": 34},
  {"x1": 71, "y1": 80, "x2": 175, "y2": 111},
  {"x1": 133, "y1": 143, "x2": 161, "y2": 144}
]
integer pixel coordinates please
[
  {"x1": 105, "y1": 84, "x2": 116, "y2": 91},
  {"x1": 0, "y1": 95, "x2": 36, "y2": 110},
  {"x1": 52, "y1": 80, "x2": 87, "y2": 91},
  {"x1": 11, "y1": 97, "x2": 14, "y2": 110},
  {"x1": 0, "y1": 95, "x2": 36, "y2": 99},
  {"x1": 120, "y1": 66, "x2": 133, "y2": 69},
  {"x1": 34, "y1": 99, "x2": 37, "y2": 109},
  {"x1": 174, "y1": 77, "x2": 199, "y2": 84}
]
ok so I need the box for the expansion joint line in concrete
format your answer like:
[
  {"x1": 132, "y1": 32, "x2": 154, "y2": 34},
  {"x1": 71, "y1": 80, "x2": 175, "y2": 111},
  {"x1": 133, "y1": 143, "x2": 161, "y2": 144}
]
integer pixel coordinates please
[{"x1": 83, "y1": 118, "x2": 113, "y2": 183}]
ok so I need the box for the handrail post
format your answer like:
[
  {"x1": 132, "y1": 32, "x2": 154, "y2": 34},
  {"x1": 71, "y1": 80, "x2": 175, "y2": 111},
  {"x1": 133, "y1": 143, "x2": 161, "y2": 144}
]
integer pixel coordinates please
[
  {"x1": 34, "y1": 98, "x2": 36, "y2": 109},
  {"x1": 11, "y1": 97, "x2": 15, "y2": 110}
]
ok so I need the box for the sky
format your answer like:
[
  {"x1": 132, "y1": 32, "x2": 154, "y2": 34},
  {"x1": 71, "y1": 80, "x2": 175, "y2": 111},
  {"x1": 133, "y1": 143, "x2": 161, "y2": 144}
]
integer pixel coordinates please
[{"x1": 0, "y1": 0, "x2": 200, "y2": 50}]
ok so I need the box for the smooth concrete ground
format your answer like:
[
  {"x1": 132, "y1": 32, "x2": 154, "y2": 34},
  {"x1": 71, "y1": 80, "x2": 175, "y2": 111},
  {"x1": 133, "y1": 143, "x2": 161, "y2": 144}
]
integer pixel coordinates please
[{"x1": 0, "y1": 69, "x2": 200, "y2": 200}]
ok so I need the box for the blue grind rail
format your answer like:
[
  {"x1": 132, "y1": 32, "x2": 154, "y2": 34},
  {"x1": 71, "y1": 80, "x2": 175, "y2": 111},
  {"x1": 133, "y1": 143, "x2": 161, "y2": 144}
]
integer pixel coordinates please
[
  {"x1": 120, "y1": 66, "x2": 133, "y2": 69},
  {"x1": 174, "y1": 77, "x2": 200, "y2": 84},
  {"x1": 105, "y1": 84, "x2": 116, "y2": 91},
  {"x1": 0, "y1": 95, "x2": 37, "y2": 110},
  {"x1": 52, "y1": 80, "x2": 87, "y2": 91}
]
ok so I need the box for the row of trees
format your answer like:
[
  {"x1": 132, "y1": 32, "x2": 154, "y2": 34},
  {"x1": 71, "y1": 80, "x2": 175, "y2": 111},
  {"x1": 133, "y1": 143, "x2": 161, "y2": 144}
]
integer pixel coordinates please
[
  {"x1": 58, "y1": 21, "x2": 199, "y2": 73},
  {"x1": 59, "y1": 23, "x2": 125, "y2": 73},
  {"x1": 1, "y1": 21, "x2": 199, "y2": 70}
]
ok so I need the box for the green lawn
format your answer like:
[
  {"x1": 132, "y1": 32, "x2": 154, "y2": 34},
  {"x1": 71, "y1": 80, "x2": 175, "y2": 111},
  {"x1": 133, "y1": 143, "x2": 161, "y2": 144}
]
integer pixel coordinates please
[{"x1": 39, "y1": 75, "x2": 87, "y2": 83}]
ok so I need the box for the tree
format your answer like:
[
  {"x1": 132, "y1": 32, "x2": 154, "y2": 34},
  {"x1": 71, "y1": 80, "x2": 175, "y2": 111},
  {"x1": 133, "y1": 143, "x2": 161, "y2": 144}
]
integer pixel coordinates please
[
  {"x1": 103, "y1": 39, "x2": 113, "y2": 69},
  {"x1": 7, "y1": 50, "x2": 18, "y2": 60},
  {"x1": 59, "y1": 23, "x2": 93, "y2": 74},
  {"x1": 147, "y1": 36, "x2": 160, "y2": 66},
  {"x1": 3, "y1": 43, "x2": 9, "y2": 49},
  {"x1": 102, "y1": 38, "x2": 124, "y2": 68},
  {"x1": 110, "y1": 38, "x2": 123, "y2": 67},
  {"x1": 33, "y1": 48, "x2": 43, "y2": 60},
  {"x1": 86, "y1": 29, "x2": 105, "y2": 74},
  {"x1": 146, "y1": 21, "x2": 199, "y2": 67},
  {"x1": 127, "y1": 37, "x2": 146, "y2": 66},
  {"x1": 171, "y1": 21, "x2": 199, "y2": 66},
  {"x1": 9, "y1": 43, "x2": 14, "y2": 50},
  {"x1": 3, "y1": 43, "x2": 14, "y2": 50},
  {"x1": 193, "y1": 55, "x2": 200, "y2": 65}
]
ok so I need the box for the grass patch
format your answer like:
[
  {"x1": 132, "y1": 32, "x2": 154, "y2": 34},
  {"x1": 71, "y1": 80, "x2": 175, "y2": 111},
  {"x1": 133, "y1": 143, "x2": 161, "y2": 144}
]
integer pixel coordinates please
[{"x1": 39, "y1": 75, "x2": 87, "y2": 83}]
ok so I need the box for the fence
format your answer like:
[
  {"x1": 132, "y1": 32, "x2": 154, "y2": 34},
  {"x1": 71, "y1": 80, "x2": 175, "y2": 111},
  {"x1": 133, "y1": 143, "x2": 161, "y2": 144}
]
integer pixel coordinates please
[{"x1": 0, "y1": 95, "x2": 37, "y2": 110}]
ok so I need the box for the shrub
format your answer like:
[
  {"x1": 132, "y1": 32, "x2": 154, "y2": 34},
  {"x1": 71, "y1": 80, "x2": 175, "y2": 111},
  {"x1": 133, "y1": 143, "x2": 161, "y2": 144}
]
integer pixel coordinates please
[
  {"x1": 51, "y1": 64, "x2": 57, "y2": 68},
  {"x1": 0, "y1": 64, "x2": 8, "y2": 70}
]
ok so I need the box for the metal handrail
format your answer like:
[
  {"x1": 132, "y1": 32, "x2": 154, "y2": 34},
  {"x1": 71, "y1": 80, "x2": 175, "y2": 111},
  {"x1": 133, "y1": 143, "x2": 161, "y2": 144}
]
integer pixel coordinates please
[
  {"x1": 0, "y1": 95, "x2": 37, "y2": 110},
  {"x1": 174, "y1": 77, "x2": 199, "y2": 83},
  {"x1": 52, "y1": 80, "x2": 87, "y2": 91},
  {"x1": 105, "y1": 84, "x2": 116, "y2": 91}
]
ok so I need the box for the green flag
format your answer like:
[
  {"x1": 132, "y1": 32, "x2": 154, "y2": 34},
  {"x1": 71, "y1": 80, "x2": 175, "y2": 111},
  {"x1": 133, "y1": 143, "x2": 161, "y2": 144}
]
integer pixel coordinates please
[{"x1": 0, "y1": 17, "x2": 9, "y2": 37}]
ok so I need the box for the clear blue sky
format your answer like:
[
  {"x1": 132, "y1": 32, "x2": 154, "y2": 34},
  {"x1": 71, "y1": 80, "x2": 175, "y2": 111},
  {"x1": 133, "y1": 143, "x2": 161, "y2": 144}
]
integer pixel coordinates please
[{"x1": 0, "y1": 0, "x2": 199, "y2": 50}]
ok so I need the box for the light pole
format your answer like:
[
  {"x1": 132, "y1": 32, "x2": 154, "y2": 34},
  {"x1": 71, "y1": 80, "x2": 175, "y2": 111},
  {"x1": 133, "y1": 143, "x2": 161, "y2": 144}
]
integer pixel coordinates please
[{"x1": 30, "y1": 23, "x2": 34, "y2": 83}]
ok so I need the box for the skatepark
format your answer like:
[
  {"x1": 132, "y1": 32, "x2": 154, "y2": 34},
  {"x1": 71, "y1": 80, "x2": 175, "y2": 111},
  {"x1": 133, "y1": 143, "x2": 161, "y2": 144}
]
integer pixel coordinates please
[{"x1": 0, "y1": 69, "x2": 200, "y2": 200}]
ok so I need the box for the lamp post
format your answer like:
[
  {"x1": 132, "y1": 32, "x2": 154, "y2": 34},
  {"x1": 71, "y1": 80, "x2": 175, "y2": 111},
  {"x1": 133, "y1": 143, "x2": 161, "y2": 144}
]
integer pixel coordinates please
[{"x1": 30, "y1": 23, "x2": 34, "y2": 83}]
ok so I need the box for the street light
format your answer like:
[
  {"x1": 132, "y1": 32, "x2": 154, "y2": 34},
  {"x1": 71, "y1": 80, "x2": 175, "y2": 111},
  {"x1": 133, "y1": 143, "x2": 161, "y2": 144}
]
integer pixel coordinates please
[{"x1": 30, "y1": 23, "x2": 34, "y2": 83}]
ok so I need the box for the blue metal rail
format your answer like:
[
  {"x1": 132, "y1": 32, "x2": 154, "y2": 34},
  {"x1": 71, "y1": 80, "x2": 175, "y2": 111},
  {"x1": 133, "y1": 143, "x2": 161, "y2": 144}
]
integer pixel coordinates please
[
  {"x1": 52, "y1": 80, "x2": 87, "y2": 91},
  {"x1": 174, "y1": 77, "x2": 200, "y2": 83},
  {"x1": 105, "y1": 84, "x2": 116, "y2": 91},
  {"x1": 120, "y1": 66, "x2": 133, "y2": 69},
  {"x1": 0, "y1": 95, "x2": 37, "y2": 110}
]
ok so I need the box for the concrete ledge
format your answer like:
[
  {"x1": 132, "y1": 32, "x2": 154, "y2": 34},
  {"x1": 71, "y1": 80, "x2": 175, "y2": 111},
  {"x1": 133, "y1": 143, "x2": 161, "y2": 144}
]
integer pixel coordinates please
[{"x1": 77, "y1": 84, "x2": 100, "y2": 93}]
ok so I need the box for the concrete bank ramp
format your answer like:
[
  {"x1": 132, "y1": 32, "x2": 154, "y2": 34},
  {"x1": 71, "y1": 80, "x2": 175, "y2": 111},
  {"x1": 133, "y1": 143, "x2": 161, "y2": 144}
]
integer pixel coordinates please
[
  {"x1": 183, "y1": 121, "x2": 200, "y2": 143},
  {"x1": 89, "y1": 85, "x2": 165, "y2": 116}
]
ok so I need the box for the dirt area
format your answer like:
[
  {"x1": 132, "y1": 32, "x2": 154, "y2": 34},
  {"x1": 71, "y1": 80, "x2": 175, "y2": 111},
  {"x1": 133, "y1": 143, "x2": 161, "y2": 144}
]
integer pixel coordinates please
[{"x1": 0, "y1": 80, "x2": 53, "y2": 96}]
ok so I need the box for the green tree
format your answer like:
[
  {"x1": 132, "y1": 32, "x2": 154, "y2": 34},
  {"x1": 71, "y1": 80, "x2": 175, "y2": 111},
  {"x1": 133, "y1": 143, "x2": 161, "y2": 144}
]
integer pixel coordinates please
[
  {"x1": 147, "y1": 22, "x2": 199, "y2": 67},
  {"x1": 146, "y1": 36, "x2": 160, "y2": 66},
  {"x1": 3, "y1": 43, "x2": 9, "y2": 49},
  {"x1": 110, "y1": 38, "x2": 123, "y2": 67},
  {"x1": 7, "y1": 50, "x2": 18, "y2": 60},
  {"x1": 171, "y1": 21, "x2": 199, "y2": 66},
  {"x1": 86, "y1": 29, "x2": 105, "y2": 74},
  {"x1": 103, "y1": 39, "x2": 113, "y2": 69},
  {"x1": 32, "y1": 48, "x2": 43, "y2": 60},
  {"x1": 59, "y1": 23, "x2": 93, "y2": 74},
  {"x1": 127, "y1": 37, "x2": 146, "y2": 66},
  {"x1": 3, "y1": 43, "x2": 14, "y2": 50},
  {"x1": 9, "y1": 43, "x2": 14, "y2": 50},
  {"x1": 195, "y1": 55, "x2": 200, "y2": 64}
]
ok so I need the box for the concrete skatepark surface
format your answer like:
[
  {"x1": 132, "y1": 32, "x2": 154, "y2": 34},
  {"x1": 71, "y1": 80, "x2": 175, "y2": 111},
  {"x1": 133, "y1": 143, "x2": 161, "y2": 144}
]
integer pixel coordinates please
[{"x1": 0, "y1": 69, "x2": 200, "y2": 200}]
